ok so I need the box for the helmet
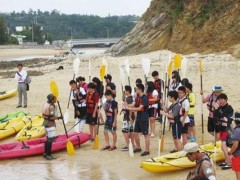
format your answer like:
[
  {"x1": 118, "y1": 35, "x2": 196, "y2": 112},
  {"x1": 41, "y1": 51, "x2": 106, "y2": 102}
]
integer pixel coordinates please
[{"x1": 47, "y1": 94, "x2": 55, "y2": 103}]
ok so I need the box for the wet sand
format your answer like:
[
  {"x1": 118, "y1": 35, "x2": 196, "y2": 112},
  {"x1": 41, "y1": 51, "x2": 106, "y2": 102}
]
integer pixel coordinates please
[{"x1": 0, "y1": 48, "x2": 239, "y2": 180}]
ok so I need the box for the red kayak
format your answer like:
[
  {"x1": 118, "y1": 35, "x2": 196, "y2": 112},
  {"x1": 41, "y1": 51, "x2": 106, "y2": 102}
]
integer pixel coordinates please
[{"x1": 0, "y1": 132, "x2": 90, "y2": 160}]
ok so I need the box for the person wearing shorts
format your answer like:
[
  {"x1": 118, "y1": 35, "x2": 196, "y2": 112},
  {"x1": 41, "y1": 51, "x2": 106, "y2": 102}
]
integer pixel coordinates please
[
  {"x1": 121, "y1": 85, "x2": 135, "y2": 151},
  {"x1": 86, "y1": 83, "x2": 99, "y2": 141},
  {"x1": 185, "y1": 83, "x2": 196, "y2": 142},
  {"x1": 201, "y1": 85, "x2": 223, "y2": 136},
  {"x1": 42, "y1": 94, "x2": 61, "y2": 160},
  {"x1": 228, "y1": 112, "x2": 240, "y2": 179},
  {"x1": 213, "y1": 93, "x2": 234, "y2": 170},
  {"x1": 161, "y1": 91, "x2": 183, "y2": 152},
  {"x1": 126, "y1": 84, "x2": 150, "y2": 156},
  {"x1": 178, "y1": 86, "x2": 190, "y2": 146},
  {"x1": 101, "y1": 90, "x2": 118, "y2": 151},
  {"x1": 147, "y1": 81, "x2": 158, "y2": 138},
  {"x1": 69, "y1": 80, "x2": 87, "y2": 132}
]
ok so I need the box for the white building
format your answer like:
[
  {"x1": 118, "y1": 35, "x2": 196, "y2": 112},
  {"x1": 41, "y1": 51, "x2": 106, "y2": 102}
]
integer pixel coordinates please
[
  {"x1": 11, "y1": 34, "x2": 26, "y2": 45},
  {"x1": 15, "y1": 26, "x2": 26, "y2": 32}
]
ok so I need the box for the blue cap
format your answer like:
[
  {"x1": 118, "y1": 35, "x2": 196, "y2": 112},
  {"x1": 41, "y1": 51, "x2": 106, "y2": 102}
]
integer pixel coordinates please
[{"x1": 212, "y1": 85, "x2": 223, "y2": 92}]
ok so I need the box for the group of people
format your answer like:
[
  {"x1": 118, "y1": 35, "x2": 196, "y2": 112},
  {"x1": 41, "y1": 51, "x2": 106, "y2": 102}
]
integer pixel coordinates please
[{"x1": 16, "y1": 63, "x2": 240, "y2": 179}]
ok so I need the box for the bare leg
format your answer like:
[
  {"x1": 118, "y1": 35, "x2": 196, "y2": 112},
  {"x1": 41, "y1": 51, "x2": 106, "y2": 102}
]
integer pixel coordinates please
[
  {"x1": 182, "y1": 133, "x2": 188, "y2": 146},
  {"x1": 150, "y1": 117, "x2": 155, "y2": 135},
  {"x1": 134, "y1": 133, "x2": 141, "y2": 149},
  {"x1": 221, "y1": 141, "x2": 231, "y2": 165},
  {"x1": 100, "y1": 113, "x2": 104, "y2": 124},
  {"x1": 112, "y1": 132, "x2": 117, "y2": 147},
  {"x1": 104, "y1": 131, "x2": 110, "y2": 146},
  {"x1": 144, "y1": 134, "x2": 150, "y2": 152},
  {"x1": 175, "y1": 139, "x2": 183, "y2": 151},
  {"x1": 89, "y1": 125, "x2": 93, "y2": 139},
  {"x1": 94, "y1": 125, "x2": 98, "y2": 139},
  {"x1": 123, "y1": 133, "x2": 129, "y2": 147},
  {"x1": 236, "y1": 172, "x2": 240, "y2": 180}
]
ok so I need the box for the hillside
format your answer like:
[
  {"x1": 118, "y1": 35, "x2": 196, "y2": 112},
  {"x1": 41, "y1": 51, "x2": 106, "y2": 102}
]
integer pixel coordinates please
[{"x1": 108, "y1": 0, "x2": 240, "y2": 57}]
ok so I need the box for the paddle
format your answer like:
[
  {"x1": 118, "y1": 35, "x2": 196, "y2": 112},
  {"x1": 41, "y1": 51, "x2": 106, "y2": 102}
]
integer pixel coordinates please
[
  {"x1": 141, "y1": 58, "x2": 151, "y2": 92},
  {"x1": 93, "y1": 65, "x2": 106, "y2": 149},
  {"x1": 50, "y1": 80, "x2": 75, "y2": 155},
  {"x1": 199, "y1": 59, "x2": 204, "y2": 145},
  {"x1": 125, "y1": 58, "x2": 131, "y2": 86},
  {"x1": 64, "y1": 58, "x2": 80, "y2": 124},
  {"x1": 173, "y1": 54, "x2": 182, "y2": 72},
  {"x1": 160, "y1": 61, "x2": 173, "y2": 152},
  {"x1": 88, "y1": 58, "x2": 91, "y2": 82}
]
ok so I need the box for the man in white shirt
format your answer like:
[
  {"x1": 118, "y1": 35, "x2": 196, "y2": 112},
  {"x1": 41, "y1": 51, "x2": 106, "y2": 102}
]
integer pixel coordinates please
[{"x1": 15, "y1": 64, "x2": 27, "y2": 108}]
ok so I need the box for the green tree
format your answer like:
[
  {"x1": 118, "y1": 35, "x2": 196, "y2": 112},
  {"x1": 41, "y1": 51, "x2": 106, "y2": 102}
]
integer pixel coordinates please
[{"x1": 0, "y1": 16, "x2": 9, "y2": 44}]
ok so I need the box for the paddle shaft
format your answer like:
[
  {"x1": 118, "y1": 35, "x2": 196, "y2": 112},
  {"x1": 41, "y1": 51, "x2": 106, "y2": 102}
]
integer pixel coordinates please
[
  {"x1": 200, "y1": 74, "x2": 204, "y2": 144},
  {"x1": 128, "y1": 76, "x2": 130, "y2": 86},
  {"x1": 57, "y1": 101, "x2": 69, "y2": 138},
  {"x1": 96, "y1": 82, "x2": 103, "y2": 135},
  {"x1": 67, "y1": 74, "x2": 76, "y2": 109}
]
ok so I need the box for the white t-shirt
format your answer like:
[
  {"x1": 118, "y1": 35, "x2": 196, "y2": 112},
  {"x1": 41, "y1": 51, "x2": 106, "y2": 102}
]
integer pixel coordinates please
[
  {"x1": 170, "y1": 82, "x2": 182, "y2": 91},
  {"x1": 179, "y1": 96, "x2": 190, "y2": 123},
  {"x1": 15, "y1": 70, "x2": 27, "y2": 83},
  {"x1": 149, "y1": 90, "x2": 158, "y2": 109}
]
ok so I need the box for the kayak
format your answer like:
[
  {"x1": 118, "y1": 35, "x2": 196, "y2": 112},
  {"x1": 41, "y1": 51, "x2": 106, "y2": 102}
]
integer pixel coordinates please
[
  {"x1": 16, "y1": 115, "x2": 46, "y2": 141},
  {"x1": 0, "y1": 111, "x2": 29, "y2": 123},
  {"x1": 0, "y1": 132, "x2": 91, "y2": 160},
  {"x1": 0, "y1": 89, "x2": 17, "y2": 100},
  {"x1": 141, "y1": 141, "x2": 224, "y2": 173},
  {"x1": 0, "y1": 116, "x2": 31, "y2": 140}
]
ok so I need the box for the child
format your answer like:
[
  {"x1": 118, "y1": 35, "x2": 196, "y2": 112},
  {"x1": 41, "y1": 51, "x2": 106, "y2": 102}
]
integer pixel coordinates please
[
  {"x1": 121, "y1": 86, "x2": 135, "y2": 151},
  {"x1": 86, "y1": 83, "x2": 99, "y2": 141},
  {"x1": 69, "y1": 80, "x2": 87, "y2": 132},
  {"x1": 76, "y1": 76, "x2": 88, "y2": 92},
  {"x1": 161, "y1": 91, "x2": 183, "y2": 152},
  {"x1": 104, "y1": 74, "x2": 116, "y2": 99},
  {"x1": 126, "y1": 84, "x2": 150, "y2": 156},
  {"x1": 101, "y1": 90, "x2": 118, "y2": 151},
  {"x1": 177, "y1": 86, "x2": 190, "y2": 146},
  {"x1": 146, "y1": 81, "x2": 158, "y2": 138},
  {"x1": 185, "y1": 83, "x2": 196, "y2": 142}
]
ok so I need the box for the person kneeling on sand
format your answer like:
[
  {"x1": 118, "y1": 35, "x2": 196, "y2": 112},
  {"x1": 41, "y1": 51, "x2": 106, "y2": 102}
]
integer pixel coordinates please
[
  {"x1": 228, "y1": 111, "x2": 240, "y2": 180},
  {"x1": 121, "y1": 85, "x2": 135, "y2": 151},
  {"x1": 161, "y1": 91, "x2": 183, "y2": 153},
  {"x1": 42, "y1": 94, "x2": 61, "y2": 160},
  {"x1": 101, "y1": 90, "x2": 118, "y2": 151},
  {"x1": 126, "y1": 84, "x2": 150, "y2": 156},
  {"x1": 181, "y1": 143, "x2": 216, "y2": 180}
]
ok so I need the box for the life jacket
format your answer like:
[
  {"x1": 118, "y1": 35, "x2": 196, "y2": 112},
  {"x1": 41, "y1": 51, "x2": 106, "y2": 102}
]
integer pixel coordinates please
[
  {"x1": 105, "y1": 100, "x2": 118, "y2": 117},
  {"x1": 226, "y1": 125, "x2": 240, "y2": 148},
  {"x1": 154, "y1": 79, "x2": 164, "y2": 99},
  {"x1": 135, "y1": 95, "x2": 148, "y2": 112},
  {"x1": 179, "y1": 97, "x2": 188, "y2": 116},
  {"x1": 86, "y1": 92, "x2": 97, "y2": 108},
  {"x1": 80, "y1": 83, "x2": 88, "y2": 92},
  {"x1": 147, "y1": 92, "x2": 157, "y2": 105},
  {"x1": 168, "y1": 103, "x2": 181, "y2": 123},
  {"x1": 73, "y1": 88, "x2": 86, "y2": 107},
  {"x1": 187, "y1": 154, "x2": 213, "y2": 180},
  {"x1": 207, "y1": 93, "x2": 216, "y2": 112},
  {"x1": 187, "y1": 93, "x2": 195, "y2": 108},
  {"x1": 214, "y1": 103, "x2": 234, "y2": 127}
]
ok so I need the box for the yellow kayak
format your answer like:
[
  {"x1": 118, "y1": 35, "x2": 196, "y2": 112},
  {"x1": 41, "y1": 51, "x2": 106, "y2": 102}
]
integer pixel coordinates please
[
  {"x1": 0, "y1": 116, "x2": 31, "y2": 140},
  {"x1": 0, "y1": 89, "x2": 17, "y2": 100},
  {"x1": 141, "y1": 141, "x2": 224, "y2": 173},
  {"x1": 16, "y1": 115, "x2": 46, "y2": 141}
]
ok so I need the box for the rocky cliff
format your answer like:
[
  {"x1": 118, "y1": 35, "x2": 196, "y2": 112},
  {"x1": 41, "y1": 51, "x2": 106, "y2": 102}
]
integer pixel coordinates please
[{"x1": 107, "y1": 0, "x2": 240, "y2": 56}]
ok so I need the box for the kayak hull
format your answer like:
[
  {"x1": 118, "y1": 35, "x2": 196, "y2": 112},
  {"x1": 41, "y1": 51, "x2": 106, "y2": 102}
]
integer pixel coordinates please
[
  {"x1": 0, "y1": 132, "x2": 90, "y2": 160},
  {"x1": 141, "y1": 141, "x2": 225, "y2": 173},
  {"x1": 0, "y1": 111, "x2": 28, "y2": 123},
  {"x1": 0, "y1": 89, "x2": 17, "y2": 100},
  {"x1": 16, "y1": 115, "x2": 46, "y2": 141}
]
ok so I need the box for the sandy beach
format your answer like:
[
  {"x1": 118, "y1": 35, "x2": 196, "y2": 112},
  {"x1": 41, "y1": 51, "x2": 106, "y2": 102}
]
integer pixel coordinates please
[{"x1": 0, "y1": 48, "x2": 239, "y2": 180}]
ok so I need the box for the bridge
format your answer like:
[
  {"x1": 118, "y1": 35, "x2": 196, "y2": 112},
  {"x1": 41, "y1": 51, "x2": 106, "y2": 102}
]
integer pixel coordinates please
[{"x1": 65, "y1": 38, "x2": 121, "y2": 48}]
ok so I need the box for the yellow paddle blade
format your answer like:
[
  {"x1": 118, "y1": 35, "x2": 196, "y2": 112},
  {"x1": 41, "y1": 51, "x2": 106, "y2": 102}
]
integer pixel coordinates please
[
  {"x1": 100, "y1": 65, "x2": 106, "y2": 81},
  {"x1": 167, "y1": 61, "x2": 173, "y2": 78},
  {"x1": 67, "y1": 139, "x2": 75, "y2": 155},
  {"x1": 50, "y1": 80, "x2": 59, "y2": 99},
  {"x1": 174, "y1": 54, "x2": 182, "y2": 70},
  {"x1": 93, "y1": 135, "x2": 99, "y2": 149},
  {"x1": 160, "y1": 135, "x2": 165, "y2": 152},
  {"x1": 199, "y1": 59, "x2": 203, "y2": 76}
]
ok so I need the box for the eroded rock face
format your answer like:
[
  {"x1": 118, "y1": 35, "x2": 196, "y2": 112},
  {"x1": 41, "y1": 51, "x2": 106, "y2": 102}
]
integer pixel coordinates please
[{"x1": 107, "y1": 0, "x2": 240, "y2": 56}]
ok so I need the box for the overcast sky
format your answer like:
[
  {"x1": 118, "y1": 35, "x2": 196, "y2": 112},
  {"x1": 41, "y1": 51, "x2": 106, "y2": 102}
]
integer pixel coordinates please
[{"x1": 0, "y1": 0, "x2": 152, "y2": 17}]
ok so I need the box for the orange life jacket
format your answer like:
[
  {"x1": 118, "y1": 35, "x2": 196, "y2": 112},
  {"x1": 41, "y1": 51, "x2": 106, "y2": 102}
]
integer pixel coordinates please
[
  {"x1": 135, "y1": 95, "x2": 148, "y2": 112},
  {"x1": 86, "y1": 92, "x2": 97, "y2": 108},
  {"x1": 147, "y1": 92, "x2": 157, "y2": 105}
]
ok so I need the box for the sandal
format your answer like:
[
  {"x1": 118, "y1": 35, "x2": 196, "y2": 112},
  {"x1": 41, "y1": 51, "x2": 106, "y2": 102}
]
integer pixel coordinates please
[
  {"x1": 101, "y1": 145, "x2": 110, "y2": 150},
  {"x1": 140, "y1": 151, "x2": 150, "y2": 156},
  {"x1": 108, "y1": 146, "x2": 117, "y2": 151}
]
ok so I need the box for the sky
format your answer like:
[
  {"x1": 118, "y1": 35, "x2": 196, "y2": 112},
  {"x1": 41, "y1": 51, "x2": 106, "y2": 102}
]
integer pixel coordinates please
[{"x1": 0, "y1": 0, "x2": 152, "y2": 17}]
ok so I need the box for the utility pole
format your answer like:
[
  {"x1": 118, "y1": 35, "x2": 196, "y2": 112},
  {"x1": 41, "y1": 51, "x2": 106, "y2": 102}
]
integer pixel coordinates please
[{"x1": 32, "y1": 21, "x2": 34, "y2": 42}]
